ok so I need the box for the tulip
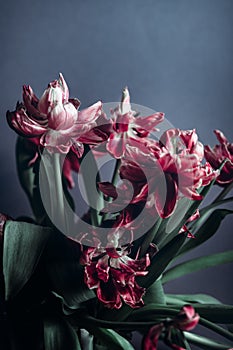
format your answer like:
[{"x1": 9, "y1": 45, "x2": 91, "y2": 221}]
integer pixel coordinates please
[
  {"x1": 106, "y1": 87, "x2": 164, "y2": 158},
  {"x1": 204, "y1": 130, "x2": 233, "y2": 186},
  {"x1": 80, "y1": 230, "x2": 151, "y2": 309},
  {"x1": 143, "y1": 305, "x2": 199, "y2": 350},
  {"x1": 7, "y1": 73, "x2": 102, "y2": 155}
]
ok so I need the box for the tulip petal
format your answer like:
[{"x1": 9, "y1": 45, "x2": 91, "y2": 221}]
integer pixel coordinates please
[
  {"x1": 154, "y1": 173, "x2": 178, "y2": 218},
  {"x1": 7, "y1": 109, "x2": 46, "y2": 137}
]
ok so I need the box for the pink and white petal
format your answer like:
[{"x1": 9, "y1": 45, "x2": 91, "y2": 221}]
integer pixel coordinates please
[
  {"x1": 214, "y1": 129, "x2": 228, "y2": 145},
  {"x1": 78, "y1": 101, "x2": 102, "y2": 123},
  {"x1": 58, "y1": 73, "x2": 69, "y2": 102},
  {"x1": 135, "y1": 112, "x2": 164, "y2": 133},
  {"x1": 7, "y1": 109, "x2": 46, "y2": 137},
  {"x1": 106, "y1": 133, "x2": 126, "y2": 158}
]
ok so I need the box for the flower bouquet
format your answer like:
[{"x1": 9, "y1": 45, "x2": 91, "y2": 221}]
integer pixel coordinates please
[{"x1": 1, "y1": 73, "x2": 233, "y2": 349}]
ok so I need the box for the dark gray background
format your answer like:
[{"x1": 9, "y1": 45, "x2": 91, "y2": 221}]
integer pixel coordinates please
[{"x1": 0, "y1": 1, "x2": 233, "y2": 348}]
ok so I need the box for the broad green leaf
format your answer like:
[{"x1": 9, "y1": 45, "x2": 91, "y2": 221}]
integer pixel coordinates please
[
  {"x1": 179, "y1": 209, "x2": 233, "y2": 256},
  {"x1": 194, "y1": 304, "x2": 233, "y2": 323},
  {"x1": 87, "y1": 327, "x2": 134, "y2": 350},
  {"x1": 166, "y1": 293, "x2": 221, "y2": 305},
  {"x1": 143, "y1": 278, "x2": 166, "y2": 305},
  {"x1": 130, "y1": 303, "x2": 233, "y2": 324},
  {"x1": 129, "y1": 304, "x2": 179, "y2": 321},
  {"x1": 138, "y1": 233, "x2": 186, "y2": 289},
  {"x1": 3, "y1": 220, "x2": 52, "y2": 299},
  {"x1": 44, "y1": 232, "x2": 95, "y2": 309},
  {"x1": 184, "y1": 331, "x2": 231, "y2": 350},
  {"x1": 44, "y1": 316, "x2": 81, "y2": 350},
  {"x1": 16, "y1": 137, "x2": 47, "y2": 223},
  {"x1": 162, "y1": 250, "x2": 233, "y2": 284}
]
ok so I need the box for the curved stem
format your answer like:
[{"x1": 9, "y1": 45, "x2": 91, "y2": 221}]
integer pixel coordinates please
[
  {"x1": 184, "y1": 332, "x2": 230, "y2": 349},
  {"x1": 212, "y1": 182, "x2": 233, "y2": 204},
  {"x1": 199, "y1": 318, "x2": 233, "y2": 342},
  {"x1": 53, "y1": 153, "x2": 67, "y2": 233}
]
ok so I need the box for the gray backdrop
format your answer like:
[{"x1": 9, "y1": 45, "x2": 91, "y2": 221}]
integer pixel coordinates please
[{"x1": 0, "y1": 1, "x2": 233, "y2": 348}]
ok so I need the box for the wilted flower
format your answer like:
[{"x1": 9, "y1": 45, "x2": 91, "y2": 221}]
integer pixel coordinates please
[
  {"x1": 120, "y1": 129, "x2": 217, "y2": 218},
  {"x1": 106, "y1": 87, "x2": 164, "y2": 158},
  {"x1": 204, "y1": 130, "x2": 233, "y2": 186},
  {"x1": 7, "y1": 73, "x2": 102, "y2": 155},
  {"x1": 143, "y1": 305, "x2": 199, "y2": 350},
  {"x1": 80, "y1": 230, "x2": 151, "y2": 309}
]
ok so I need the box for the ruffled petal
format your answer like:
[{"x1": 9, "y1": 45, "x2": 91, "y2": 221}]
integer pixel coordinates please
[{"x1": 7, "y1": 108, "x2": 46, "y2": 137}]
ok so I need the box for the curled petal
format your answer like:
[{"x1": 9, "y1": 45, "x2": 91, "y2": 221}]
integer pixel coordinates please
[
  {"x1": 58, "y1": 73, "x2": 69, "y2": 102},
  {"x1": 22, "y1": 85, "x2": 43, "y2": 118},
  {"x1": 78, "y1": 101, "x2": 102, "y2": 124},
  {"x1": 107, "y1": 133, "x2": 126, "y2": 159},
  {"x1": 48, "y1": 102, "x2": 77, "y2": 130},
  {"x1": 120, "y1": 87, "x2": 131, "y2": 114},
  {"x1": 143, "y1": 324, "x2": 164, "y2": 350},
  {"x1": 7, "y1": 109, "x2": 46, "y2": 137},
  {"x1": 173, "y1": 305, "x2": 200, "y2": 331},
  {"x1": 135, "y1": 112, "x2": 164, "y2": 135},
  {"x1": 97, "y1": 280, "x2": 122, "y2": 309},
  {"x1": 214, "y1": 129, "x2": 228, "y2": 145}
]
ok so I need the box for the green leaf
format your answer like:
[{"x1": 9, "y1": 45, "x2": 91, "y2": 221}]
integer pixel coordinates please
[
  {"x1": 44, "y1": 316, "x2": 81, "y2": 350},
  {"x1": 194, "y1": 304, "x2": 233, "y2": 323},
  {"x1": 88, "y1": 328, "x2": 134, "y2": 350},
  {"x1": 199, "y1": 317, "x2": 233, "y2": 342},
  {"x1": 138, "y1": 233, "x2": 186, "y2": 289},
  {"x1": 143, "y1": 278, "x2": 166, "y2": 305},
  {"x1": 184, "y1": 331, "x2": 231, "y2": 350},
  {"x1": 16, "y1": 137, "x2": 47, "y2": 223},
  {"x1": 179, "y1": 209, "x2": 233, "y2": 256},
  {"x1": 3, "y1": 220, "x2": 52, "y2": 299},
  {"x1": 162, "y1": 250, "x2": 233, "y2": 284},
  {"x1": 130, "y1": 303, "x2": 233, "y2": 324},
  {"x1": 165, "y1": 293, "x2": 221, "y2": 305},
  {"x1": 44, "y1": 232, "x2": 95, "y2": 309}
]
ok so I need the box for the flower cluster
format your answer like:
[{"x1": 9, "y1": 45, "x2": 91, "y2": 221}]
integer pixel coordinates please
[{"x1": 5, "y1": 73, "x2": 233, "y2": 350}]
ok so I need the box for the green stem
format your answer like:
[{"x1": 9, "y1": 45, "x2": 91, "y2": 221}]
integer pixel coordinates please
[
  {"x1": 112, "y1": 159, "x2": 121, "y2": 186},
  {"x1": 81, "y1": 145, "x2": 102, "y2": 227},
  {"x1": 53, "y1": 153, "x2": 66, "y2": 233},
  {"x1": 184, "y1": 332, "x2": 230, "y2": 349},
  {"x1": 101, "y1": 159, "x2": 121, "y2": 223},
  {"x1": 200, "y1": 197, "x2": 233, "y2": 215},
  {"x1": 139, "y1": 217, "x2": 162, "y2": 258},
  {"x1": 212, "y1": 182, "x2": 233, "y2": 204},
  {"x1": 199, "y1": 318, "x2": 233, "y2": 342}
]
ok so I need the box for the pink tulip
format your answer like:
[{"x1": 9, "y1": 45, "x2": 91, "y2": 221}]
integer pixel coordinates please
[
  {"x1": 106, "y1": 87, "x2": 164, "y2": 158},
  {"x1": 204, "y1": 130, "x2": 233, "y2": 186},
  {"x1": 7, "y1": 73, "x2": 102, "y2": 155},
  {"x1": 80, "y1": 230, "x2": 152, "y2": 309},
  {"x1": 143, "y1": 305, "x2": 199, "y2": 350}
]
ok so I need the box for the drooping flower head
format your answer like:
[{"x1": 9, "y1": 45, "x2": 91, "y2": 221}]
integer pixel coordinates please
[
  {"x1": 80, "y1": 228, "x2": 153, "y2": 309},
  {"x1": 143, "y1": 305, "x2": 199, "y2": 350},
  {"x1": 7, "y1": 73, "x2": 102, "y2": 155},
  {"x1": 204, "y1": 130, "x2": 233, "y2": 186}
]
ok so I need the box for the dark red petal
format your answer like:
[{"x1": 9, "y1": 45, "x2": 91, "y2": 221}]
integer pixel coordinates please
[
  {"x1": 7, "y1": 109, "x2": 46, "y2": 137},
  {"x1": 154, "y1": 174, "x2": 178, "y2": 218},
  {"x1": 143, "y1": 324, "x2": 163, "y2": 350}
]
